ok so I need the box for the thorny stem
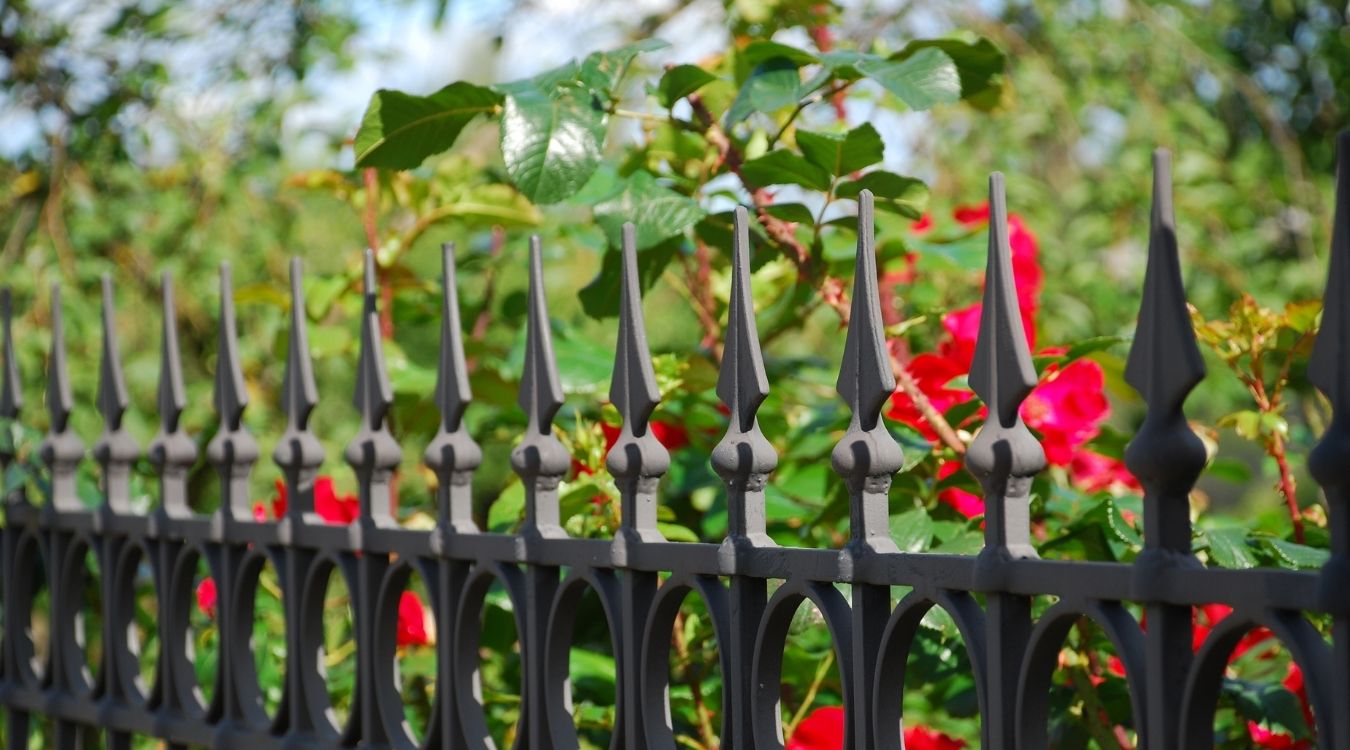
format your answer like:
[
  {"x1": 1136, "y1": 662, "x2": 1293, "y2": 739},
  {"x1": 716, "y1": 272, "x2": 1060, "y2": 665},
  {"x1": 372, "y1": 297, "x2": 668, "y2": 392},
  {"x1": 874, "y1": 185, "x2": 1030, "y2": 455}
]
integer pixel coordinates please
[
  {"x1": 671, "y1": 611, "x2": 718, "y2": 750},
  {"x1": 784, "y1": 650, "x2": 835, "y2": 739}
]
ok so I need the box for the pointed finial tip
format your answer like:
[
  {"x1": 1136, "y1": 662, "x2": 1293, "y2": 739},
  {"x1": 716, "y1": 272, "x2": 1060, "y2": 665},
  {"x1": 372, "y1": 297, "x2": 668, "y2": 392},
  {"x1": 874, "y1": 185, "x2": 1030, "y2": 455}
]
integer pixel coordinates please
[{"x1": 857, "y1": 187, "x2": 874, "y2": 208}]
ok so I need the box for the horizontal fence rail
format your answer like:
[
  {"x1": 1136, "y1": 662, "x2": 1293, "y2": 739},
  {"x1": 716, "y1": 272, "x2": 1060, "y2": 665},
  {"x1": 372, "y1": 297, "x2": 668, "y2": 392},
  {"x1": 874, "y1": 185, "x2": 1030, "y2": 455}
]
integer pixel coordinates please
[{"x1": 0, "y1": 135, "x2": 1348, "y2": 750}]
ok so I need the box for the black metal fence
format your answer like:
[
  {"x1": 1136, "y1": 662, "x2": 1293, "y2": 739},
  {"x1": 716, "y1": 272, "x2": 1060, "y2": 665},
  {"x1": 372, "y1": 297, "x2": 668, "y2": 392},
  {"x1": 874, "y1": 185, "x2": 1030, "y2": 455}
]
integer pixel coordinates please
[{"x1": 1, "y1": 135, "x2": 1348, "y2": 750}]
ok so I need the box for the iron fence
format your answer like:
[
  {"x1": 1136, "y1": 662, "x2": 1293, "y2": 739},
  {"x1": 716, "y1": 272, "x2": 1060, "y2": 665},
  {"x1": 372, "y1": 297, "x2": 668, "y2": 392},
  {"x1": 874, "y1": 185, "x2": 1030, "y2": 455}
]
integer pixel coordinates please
[{"x1": 0, "y1": 135, "x2": 1348, "y2": 750}]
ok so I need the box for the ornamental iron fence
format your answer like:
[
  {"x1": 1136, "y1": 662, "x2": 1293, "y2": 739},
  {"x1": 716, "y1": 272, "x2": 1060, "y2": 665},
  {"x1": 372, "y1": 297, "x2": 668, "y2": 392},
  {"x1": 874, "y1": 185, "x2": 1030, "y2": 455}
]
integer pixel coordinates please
[{"x1": 0, "y1": 135, "x2": 1348, "y2": 750}]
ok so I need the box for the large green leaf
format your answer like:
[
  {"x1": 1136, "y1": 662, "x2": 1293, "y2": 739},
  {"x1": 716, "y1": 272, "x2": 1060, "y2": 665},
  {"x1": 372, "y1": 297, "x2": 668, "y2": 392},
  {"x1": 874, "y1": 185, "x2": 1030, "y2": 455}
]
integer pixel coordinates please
[
  {"x1": 855, "y1": 47, "x2": 961, "y2": 111},
  {"x1": 592, "y1": 170, "x2": 704, "y2": 249},
  {"x1": 499, "y1": 85, "x2": 607, "y2": 204},
  {"x1": 836, "y1": 171, "x2": 928, "y2": 218},
  {"x1": 740, "y1": 149, "x2": 831, "y2": 191},
  {"x1": 354, "y1": 81, "x2": 502, "y2": 169},
  {"x1": 658, "y1": 64, "x2": 718, "y2": 107},
  {"x1": 725, "y1": 57, "x2": 803, "y2": 125},
  {"x1": 896, "y1": 38, "x2": 1007, "y2": 110},
  {"x1": 579, "y1": 236, "x2": 681, "y2": 319},
  {"x1": 796, "y1": 123, "x2": 884, "y2": 177}
]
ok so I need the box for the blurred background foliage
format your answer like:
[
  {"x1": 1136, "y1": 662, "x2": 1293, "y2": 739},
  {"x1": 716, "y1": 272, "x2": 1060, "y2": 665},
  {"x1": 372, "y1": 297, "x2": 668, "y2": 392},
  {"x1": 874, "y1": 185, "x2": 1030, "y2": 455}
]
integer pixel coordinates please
[{"x1": 1, "y1": 0, "x2": 1347, "y2": 748}]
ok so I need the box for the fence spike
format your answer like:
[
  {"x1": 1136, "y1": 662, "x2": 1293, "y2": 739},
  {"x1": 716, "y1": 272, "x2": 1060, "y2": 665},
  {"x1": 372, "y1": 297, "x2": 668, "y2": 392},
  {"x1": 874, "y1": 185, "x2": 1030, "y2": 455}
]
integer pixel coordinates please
[
  {"x1": 47, "y1": 284, "x2": 74, "y2": 433},
  {"x1": 156, "y1": 273, "x2": 187, "y2": 432},
  {"x1": 609, "y1": 222, "x2": 669, "y2": 560},
  {"x1": 833, "y1": 190, "x2": 901, "y2": 557},
  {"x1": 345, "y1": 250, "x2": 401, "y2": 526},
  {"x1": 274, "y1": 258, "x2": 325, "y2": 523},
  {"x1": 511, "y1": 236, "x2": 569, "y2": 541},
  {"x1": 149, "y1": 272, "x2": 196, "y2": 518},
  {"x1": 42, "y1": 283, "x2": 83, "y2": 512},
  {"x1": 1, "y1": 288, "x2": 22, "y2": 420},
  {"x1": 95, "y1": 274, "x2": 138, "y2": 513},
  {"x1": 1125, "y1": 150, "x2": 1207, "y2": 415},
  {"x1": 207, "y1": 263, "x2": 259, "y2": 519},
  {"x1": 425, "y1": 243, "x2": 482, "y2": 535},
  {"x1": 213, "y1": 263, "x2": 249, "y2": 429},
  {"x1": 353, "y1": 250, "x2": 394, "y2": 428},
  {"x1": 966, "y1": 173, "x2": 1045, "y2": 563},
  {"x1": 282, "y1": 258, "x2": 319, "y2": 432},
  {"x1": 713, "y1": 206, "x2": 777, "y2": 561},
  {"x1": 96, "y1": 275, "x2": 129, "y2": 431},
  {"x1": 1310, "y1": 130, "x2": 1350, "y2": 565},
  {"x1": 1123, "y1": 149, "x2": 1207, "y2": 557}
]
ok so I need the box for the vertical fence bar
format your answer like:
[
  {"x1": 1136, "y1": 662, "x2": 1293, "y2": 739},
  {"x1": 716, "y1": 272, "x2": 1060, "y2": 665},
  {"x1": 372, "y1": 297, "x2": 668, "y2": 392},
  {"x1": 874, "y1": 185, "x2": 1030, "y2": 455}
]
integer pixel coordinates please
[
  {"x1": 206, "y1": 264, "x2": 259, "y2": 739},
  {"x1": 94, "y1": 275, "x2": 137, "y2": 750},
  {"x1": 512, "y1": 237, "x2": 567, "y2": 749},
  {"x1": 1309, "y1": 129, "x2": 1350, "y2": 750},
  {"x1": 966, "y1": 174, "x2": 1045, "y2": 750},
  {"x1": 1124, "y1": 149, "x2": 1208, "y2": 750},
  {"x1": 426, "y1": 242, "x2": 479, "y2": 750},
  {"x1": 273, "y1": 258, "x2": 326, "y2": 741},
  {"x1": 608, "y1": 222, "x2": 668, "y2": 749},
  {"x1": 712, "y1": 206, "x2": 776, "y2": 750},
  {"x1": 346, "y1": 250, "x2": 401, "y2": 748}
]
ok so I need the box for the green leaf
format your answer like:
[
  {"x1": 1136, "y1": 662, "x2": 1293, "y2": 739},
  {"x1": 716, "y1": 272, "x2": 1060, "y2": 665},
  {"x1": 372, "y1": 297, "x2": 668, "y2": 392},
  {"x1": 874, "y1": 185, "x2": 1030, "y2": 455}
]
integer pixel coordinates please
[
  {"x1": 762, "y1": 203, "x2": 816, "y2": 224},
  {"x1": 1264, "y1": 538, "x2": 1330, "y2": 569},
  {"x1": 741, "y1": 40, "x2": 819, "y2": 67},
  {"x1": 740, "y1": 149, "x2": 831, "y2": 191},
  {"x1": 592, "y1": 170, "x2": 704, "y2": 249},
  {"x1": 796, "y1": 123, "x2": 884, "y2": 177},
  {"x1": 890, "y1": 506, "x2": 933, "y2": 553},
  {"x1": 1207, "y1": 457, "x2": 1253, "y2": 484},
  {"x1": 579, "y1": 237, "x2": 681, "y2": 319},
  {"x1": 896, "y1": 38, "x2": 1007, "y2": 110},
  {"x1": 499, "y1": 85, "x2": 606, "y2": 204},
  {"x1": 726, "y1": 58, "x2": 803, "y2": 125},
  {"x1": 1204, "y1": 527, "x2": 1258, "y2": 569},
  {"x1": 354, "y1": 82, "x2": 502, "y2": 169},
  {"x1": 836, "y1": 171, "x2": 928, "y2": 218},
  {"x1": 855, "y1": 47, "x2": 961, "y2": 111},
  {"x1": 658, "y1": 64, "x2": 718, "y2": 107}
]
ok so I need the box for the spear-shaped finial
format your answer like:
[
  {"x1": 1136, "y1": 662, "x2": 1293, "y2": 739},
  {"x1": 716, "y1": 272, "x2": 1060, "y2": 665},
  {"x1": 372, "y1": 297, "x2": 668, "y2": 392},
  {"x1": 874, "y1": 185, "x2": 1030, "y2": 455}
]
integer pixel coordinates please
[
  {"x1": 0, "y1": 289, "x2": 22, "y2": 421},
  {"x1": 344, "y1": 250, "x2": 402, "y2": 527},
  {"x1": 608, "y1": 223, "x2": 669, "y2": 561},
  {"x1": 42, "y1": 284, "x2": 84, "y2": 512},
  {"x1": 832, "y1": 190, "x2": 901, "y2": 557},
  {"x1": 148, "y1": 273, "x2": 196, "y2": 518},
  {"x1": 713, "y1": 206, "x2": 777, "y2": 561},
  {"x1": 1310, "y1": 131, "x2": 1350, "y2": 564},
  {"x1": 425, "y1": 243, "x2": 482, "y2": 534},
  {"x1": 511, "y1": 237, "x2": 569, "y2": 541},
  {"x1": 273, "y1": 258, "x2": 324, "y2": 523},
  {"x1": 966, "y1": 174, "x2": 1045, "y2": 562},
  {"x1": 1123, "y1": 149, "x2": 1208, "y2": 557},
  {"x1": 206, "y1": 264, "x2": 259, "y2": 520},
  {"x1": 94, "y1": 275, "x2": 138, "y2": 513}
]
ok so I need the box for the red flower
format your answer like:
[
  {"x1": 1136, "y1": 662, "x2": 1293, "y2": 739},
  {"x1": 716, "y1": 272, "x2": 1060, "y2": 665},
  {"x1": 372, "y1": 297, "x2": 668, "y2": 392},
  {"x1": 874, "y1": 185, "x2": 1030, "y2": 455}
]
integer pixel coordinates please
[
  {"x1": 1070, "y1": 451, "x2": 1141, "y2": 493},
  {"x1": 196, "y1": 577, "x2": 217, "y2": 620},
  {"x1": 787, "y1": 707, "x2": 844, "y2": 750},
  {"x1": 904, "y1": 725, "x2": 967, "y2": 750},
  {"x1": 936, "y1": 459, "x2": 984, "y2": 519},
  {"x1": 886, "y1": 354, "x2": 981, "y2": 441},
  {"x1": 910, "y1": 213, "x2": 934, "y2": 234},
  {"x1": 1248, "y1": 664, "x2": 1312, "y2": 749},
  {"x1": 651, "y1": 420, "x2": 690, "y2": 451},
  {"x1": 1021, "y1": 359, "x2": 1110, "y2": 466},
  {"x1": 396, "y1": 590, "x2": 431, "y2": 647},
  {"x1": 258, "y1": 476, "x2": 359, "y2": 524}
]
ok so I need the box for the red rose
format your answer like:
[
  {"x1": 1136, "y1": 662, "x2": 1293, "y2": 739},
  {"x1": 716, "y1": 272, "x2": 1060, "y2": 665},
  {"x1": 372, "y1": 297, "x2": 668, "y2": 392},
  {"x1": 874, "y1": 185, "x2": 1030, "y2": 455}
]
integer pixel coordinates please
[
  {"x1": 936, "y1": 460, "x2": 984, "y2": 519},
  {"x1": 886, "y1": 353, "x2": 981, "y2": 442},
  {"x1": 904, "y1": 725, "x2": 967, "y2": 750},
  {"x1": 396, "y1": 590, "x2": 431, "y2": 647},
  {"x1": 1021, "y1": 360, "x2": 1110, "y2": 466},
  {"x1": 1070, "y1": 450, "x2": 1141, "y2": 493},
  {"x1": 196, "y1": 577, "x2": 217, "y2": 620},
  {"x1": 787, "y1": 707, "x2": 844, "y2": 750}
]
